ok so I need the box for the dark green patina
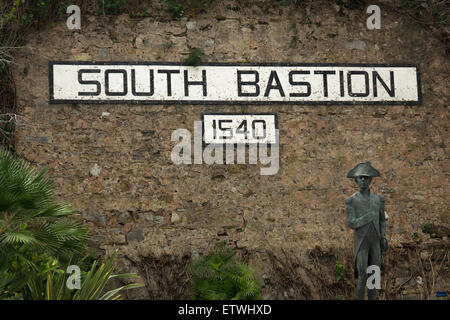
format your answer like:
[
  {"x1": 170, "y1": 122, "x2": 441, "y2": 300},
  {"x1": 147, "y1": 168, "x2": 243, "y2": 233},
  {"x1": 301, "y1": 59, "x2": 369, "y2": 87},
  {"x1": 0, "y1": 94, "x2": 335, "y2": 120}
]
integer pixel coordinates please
[{"x1": 346, "y1": 162, "x2": 388, "y2": 300}]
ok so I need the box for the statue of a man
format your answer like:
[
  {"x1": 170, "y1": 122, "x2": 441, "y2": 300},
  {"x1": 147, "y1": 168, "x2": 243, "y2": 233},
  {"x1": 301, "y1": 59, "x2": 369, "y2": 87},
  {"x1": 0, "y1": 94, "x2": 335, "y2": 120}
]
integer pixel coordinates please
[{"x1": 345, "y1": 162, "x2": 388, "y2": 300}]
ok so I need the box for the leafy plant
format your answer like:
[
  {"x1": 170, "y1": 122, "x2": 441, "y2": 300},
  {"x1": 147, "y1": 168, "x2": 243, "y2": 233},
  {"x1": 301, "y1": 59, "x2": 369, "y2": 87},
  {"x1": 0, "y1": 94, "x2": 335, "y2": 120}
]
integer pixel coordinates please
[
  {"x1": 289, "y1": 35, "x2": 298, "y2": 49},
  {"x1": 24, "y1": 251, "x2": 144, "y2": 300},
  {"x1": 422, "y1": 222, "x2": 431, "y2": 234},
  {"x1": 0, "y1": 147, "x2": 89, "y2": 263},
  {"x1": 335, "y1": 262, "x2": 354, "y2": 288},
  {"x1": 163, "y1": 41, "x2": 175, "y2": 49},
  {"x1": 0, "y1": 147, "x2": 90, "y2": 297},
  {"x1": 185, "y1": 47, "x2": 203, "y2": 67},
  {"x1": 188, "y1": 245, "x2": 262, "y2": 300},
  {"x1": 0, "y1": 148, "x2": 144, "y2": 299},
  {"x1": 161, "y1": 0, "x2": 189, "y2": 20}
]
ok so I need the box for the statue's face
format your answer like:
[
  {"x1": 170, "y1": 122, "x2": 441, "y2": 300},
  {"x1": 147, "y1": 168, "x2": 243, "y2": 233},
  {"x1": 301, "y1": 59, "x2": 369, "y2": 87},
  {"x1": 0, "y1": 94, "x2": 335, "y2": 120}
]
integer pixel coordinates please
[{"x1": 356, "y1": 175, "x2": 372, "y2": 190}]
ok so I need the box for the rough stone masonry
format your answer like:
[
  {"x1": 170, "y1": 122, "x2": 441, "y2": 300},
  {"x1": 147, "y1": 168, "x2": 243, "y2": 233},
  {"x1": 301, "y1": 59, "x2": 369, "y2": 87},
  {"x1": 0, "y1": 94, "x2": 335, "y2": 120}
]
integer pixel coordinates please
[{"x1": 11, "y1": 0, "x2": 449, "y2": 298}]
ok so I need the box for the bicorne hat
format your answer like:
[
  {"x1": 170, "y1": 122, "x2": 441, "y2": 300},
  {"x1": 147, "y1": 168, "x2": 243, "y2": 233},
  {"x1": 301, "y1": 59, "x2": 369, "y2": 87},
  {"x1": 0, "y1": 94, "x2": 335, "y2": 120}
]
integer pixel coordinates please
[{"x1": 346, "y1": 161, "x2": 381, "y2": 178}]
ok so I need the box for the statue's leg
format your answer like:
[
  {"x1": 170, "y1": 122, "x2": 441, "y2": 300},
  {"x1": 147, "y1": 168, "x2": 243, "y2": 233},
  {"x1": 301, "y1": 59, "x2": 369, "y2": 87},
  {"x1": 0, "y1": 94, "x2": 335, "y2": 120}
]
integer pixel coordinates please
[
  {"x1": 356, "y1": 245, "x2": 369, "y2": 300},
  {"x1": 367, "y1": 241, "x2": 382, "y2": 300}
]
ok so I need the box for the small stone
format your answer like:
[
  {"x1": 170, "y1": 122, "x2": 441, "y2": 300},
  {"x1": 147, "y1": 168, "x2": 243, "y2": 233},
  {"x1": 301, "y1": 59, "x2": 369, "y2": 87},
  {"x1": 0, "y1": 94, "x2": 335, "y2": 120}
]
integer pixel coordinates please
[
  {"x1": 143, "y1": 211, "x2": 155, "y2": 222},
  {"x1": 227, "y1": 165, "x2": 241, "y2": 173},
  {"x1": 25, "y1": 136, "x2": 49, "y2": 144},
  {"x1": 101, "y1": 112, "x2": 110, "y2": 118},
  {"x1": 300, "y1": 254, "x2": 311, "y2": 264},
  {"x1": 112, "y1": 234, "x2": 126, "y2": 245},
  {"x1": 345, "y1": 40, "x2": 366, "y2": 50},
  {"x1": 186, "y1": 20, "x2": 197, "y2": 31},
  {"x1": 191, "y1": 250, "x2": 199, "y2": 259},
  {"x1": 97, "y1": 48, "x2": 109, "y2": 60},
  {"x1": 85, "y1": 212, "x2": 106, "y2": 225},
  {"x1": 171, "y1": 212, "x2": 181, "y2": 224},
  {"x1": 72, "y1": 53, "x2": 92, "y2": 60},
  {"x1": 90, "y1": 163, "x2": 101, "y2": 177},
  {"x1": 134, "y1": 35, "x2": 144, "y2": 48},
  {"x1": 420, "y1": 251, "x2": 430, "y2": 260},
  {"x1": 154, "y1": 216, "x2": 164, "y2": 224},
  {"x1": 127, "y1": 228, "x2": 145, "y2": 242},
  {"x1": 90, "y1": 234, "x2": 107, "y2": 244},
  {"x1": 118, "y1": 212, "x2": 131, "y2": 225}
]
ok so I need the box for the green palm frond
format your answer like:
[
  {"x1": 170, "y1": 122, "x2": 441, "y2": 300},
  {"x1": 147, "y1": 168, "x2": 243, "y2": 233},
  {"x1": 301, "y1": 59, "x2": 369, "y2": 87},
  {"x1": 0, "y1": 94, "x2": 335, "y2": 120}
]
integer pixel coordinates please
[
  {"x1": 0, "y1": 147, "x2": 88, "y2": 262},
  {"x1": 22, "y1": 251, "x2": 144, "y2": 300},
  {"x1": 188, "y1": 246, "x2": 262, "y2": 300}
]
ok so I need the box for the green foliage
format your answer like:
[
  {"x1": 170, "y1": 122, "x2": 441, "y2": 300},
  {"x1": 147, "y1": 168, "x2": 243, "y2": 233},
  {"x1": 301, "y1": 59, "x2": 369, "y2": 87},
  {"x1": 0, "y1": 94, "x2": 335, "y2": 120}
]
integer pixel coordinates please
[
  {"x1": 23, "y1": 251, "x2": 144, "y2": 300},
  {"x1": 0, "y1": 147, "x2": 89, "y2": 262},
  {"x1": 185, "y1": 47, "x2": 203, "y2": 67},
  {"x1": 0, "y1": 147, "x2": 89, "y2": 297},
  {"x1": 2, "y1": 0, "x2": 56, "y2": 29},
  {"x1": 335, "y1": 262, "x2": 354, "y2": 288},
  {"x1": 402, "y1": 0, "x2": 415, "y2": 8},
  {"x1": 129, "y1": 10, "x2": 151, "y2": 18},
  {"x1": 335, "y1": 262, "x2": 345, "y2": 281},
  {"x1": 422, "y1": 222, "x2": 431, "y2": 234},
  {"x1": 188, "y1": 245, "x2": 262, "y2": 300},
  {"x1": 98, "y1": 0, "x2": 128, "y2": 15},
  {"x1": 289, "y1": 35, "x2": 298, "y2": 49},
  {"x1": 161, "y1": 0, "x2": 189, "y2": 20},
  {"x1": 160, "y1": 0, "x2": 214, "y2": 20},
  {"x1": 0, "y1": 149, "x2": 143, "y2": 299},
  {"x1": 1, "y1": 250, "x2": 143, "y2": 300},
  {"x1": 163, "y1": 41, "x2": 175, "y2": 50},
  {"x1": 56, "y1": 0, "x2": 71, "y2": 18},
  {"x1": 412, "y1": 232, "x2": 419, "y2": 240}
]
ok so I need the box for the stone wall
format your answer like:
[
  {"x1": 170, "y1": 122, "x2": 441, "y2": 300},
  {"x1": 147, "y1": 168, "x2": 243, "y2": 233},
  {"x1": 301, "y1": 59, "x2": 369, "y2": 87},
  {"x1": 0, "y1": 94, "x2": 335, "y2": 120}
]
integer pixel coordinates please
[{"x1": 11, "y1": 0, "x2": 449, "y2": 298}]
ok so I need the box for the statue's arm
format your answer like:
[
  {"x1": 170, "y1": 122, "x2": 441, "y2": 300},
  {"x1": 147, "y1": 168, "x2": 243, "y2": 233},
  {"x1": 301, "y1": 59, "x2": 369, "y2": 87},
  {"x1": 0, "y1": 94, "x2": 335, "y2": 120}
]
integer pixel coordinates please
[
  {"x1": 379, "y1": 196, "x2": 386, "y2": 238},
  {"x1": 346, "y1": 198, "x2": 374, "y2": 229}
]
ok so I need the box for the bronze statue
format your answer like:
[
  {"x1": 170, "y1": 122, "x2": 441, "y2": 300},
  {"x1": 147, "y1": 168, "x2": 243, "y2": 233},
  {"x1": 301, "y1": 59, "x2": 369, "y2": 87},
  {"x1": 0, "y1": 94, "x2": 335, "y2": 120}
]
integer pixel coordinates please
[{"x1": 345, "y1": 162, "x2": 388, "y2": 300}]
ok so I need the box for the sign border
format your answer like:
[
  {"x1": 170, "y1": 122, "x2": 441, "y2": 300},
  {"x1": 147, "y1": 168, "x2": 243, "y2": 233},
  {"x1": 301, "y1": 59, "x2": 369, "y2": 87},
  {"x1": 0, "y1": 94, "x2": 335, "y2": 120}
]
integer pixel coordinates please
[
  {"x1": 201, "y1": 112, "x2": 279, "y2": 147},
  {"x1": 48, "y1": 61, "x2": 422, "y2": 105}
]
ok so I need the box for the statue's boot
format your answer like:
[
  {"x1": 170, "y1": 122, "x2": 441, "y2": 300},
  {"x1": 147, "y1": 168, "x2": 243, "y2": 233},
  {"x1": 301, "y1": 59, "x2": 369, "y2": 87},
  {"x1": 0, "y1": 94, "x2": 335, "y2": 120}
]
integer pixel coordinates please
[{"x1": 368, "y1": 288, "x2": 377, "y2": 300}]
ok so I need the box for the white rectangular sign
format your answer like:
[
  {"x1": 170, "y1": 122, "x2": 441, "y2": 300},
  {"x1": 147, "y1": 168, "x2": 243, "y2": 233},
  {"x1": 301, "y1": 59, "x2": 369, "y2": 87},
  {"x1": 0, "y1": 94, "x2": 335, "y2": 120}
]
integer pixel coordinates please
[
  {"x1": 202, "y1": 113, "x2": 277, "y2": 144},
  {"x1": 49, "y1": 62, "x2": 421, "y2": 105}
]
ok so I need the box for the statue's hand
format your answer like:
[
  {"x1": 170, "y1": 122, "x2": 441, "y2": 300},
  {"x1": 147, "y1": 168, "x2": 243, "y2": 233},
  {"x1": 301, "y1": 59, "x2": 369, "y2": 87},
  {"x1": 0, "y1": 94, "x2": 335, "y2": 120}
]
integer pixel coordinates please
[{"x1": 381, "y1": 238, "x2": 388, "y2": 251}]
